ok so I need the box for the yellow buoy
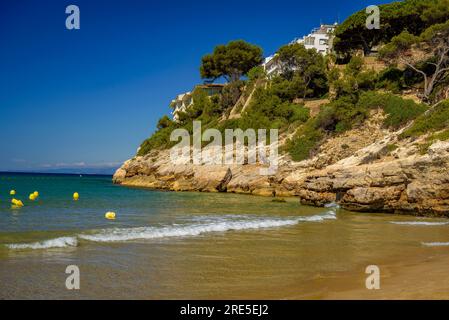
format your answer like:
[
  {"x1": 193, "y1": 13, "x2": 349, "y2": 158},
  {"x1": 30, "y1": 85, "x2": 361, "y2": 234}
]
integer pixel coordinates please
[
  {"x1": 33, "y1": 191, "x2": 39, "y2": 198},
  {"x1": 11, "y1": 198, "x2": 24, "y2": 207},
  {"x1": 105, "y1": 212, "x2": 116, "y2": 220},
  {"x1": 73, "y1": 192, "x2": 79, "y2": 201},
  {"x1": 29, "y1": 193, "x2": 36, "y2": 201},
  {"x1": 10, "y1": 190, "x2": 16, "y2": 195}
]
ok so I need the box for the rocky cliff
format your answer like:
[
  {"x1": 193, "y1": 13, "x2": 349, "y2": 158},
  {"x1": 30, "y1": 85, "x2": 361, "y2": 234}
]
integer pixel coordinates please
[{"x1": 113, "y1": 114, "x2": 449, "y2": 217}]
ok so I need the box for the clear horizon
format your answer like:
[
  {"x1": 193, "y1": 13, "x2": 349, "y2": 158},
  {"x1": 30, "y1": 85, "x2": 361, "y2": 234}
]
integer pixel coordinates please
[{"x1": 0, "y1": 0, "x2": 393, "y2": 173}]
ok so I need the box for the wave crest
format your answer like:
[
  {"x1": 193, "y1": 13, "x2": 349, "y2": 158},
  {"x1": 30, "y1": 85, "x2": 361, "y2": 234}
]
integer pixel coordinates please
[
  {"x1": 6, "y1": 237, "x2": 78, "y2": 250},
  {"x1": 80, "y1": 212, "x2": 336, "y2": 243},
  {"x1": 5, "y1": 212, "x2": 337, "y2": 248},
  {"x1": 422, "y1": 242, "x2": 449, "y2": 247}
]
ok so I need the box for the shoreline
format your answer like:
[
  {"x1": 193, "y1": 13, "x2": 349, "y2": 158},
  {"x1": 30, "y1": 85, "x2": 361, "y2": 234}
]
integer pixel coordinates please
[
  {"x1": 4, "y1": 235, "x2": 449, "y2": 300},
  {"x1": 115, "y1": 181, "x2": 449, "y2": 219},
  {"x1": 113, "y1": 139, "x2": 449, "y2": 218}
]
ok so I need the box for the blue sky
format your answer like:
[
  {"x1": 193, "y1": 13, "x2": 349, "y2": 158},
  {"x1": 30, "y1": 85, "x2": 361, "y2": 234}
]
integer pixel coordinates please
[{"x1": 0, "y1": 0, "x2": 394, "y2": 173}]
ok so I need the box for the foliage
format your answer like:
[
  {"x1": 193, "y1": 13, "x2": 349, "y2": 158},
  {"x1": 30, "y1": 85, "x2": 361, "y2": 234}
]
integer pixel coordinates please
[
  {"x1": 156, "y1": 115, "x2": 174, "y2": 130},
  {"x1": 401, "y1": 99, "x2": 449, "y2": 138},
  {"x1": 285, "y1": 91, "x2": 427, "y2": 162},
  {"x1": 334, "y1": 0, "x2": 449, "y2": 56},
  {"x1": 138, "y1": 1, "x2": 449, "y2": 158},
  {"x1": 200, "y1": 40, "x2": 263, "y2": 83},
  {"x1": 378, "y1": 31, "x2": 419, "y2": 60},
  {"x1": 138, "y1": 122, "x2": 178, "y2": 156},
  {"x1": 421, "y1": 0, "x2": 449, "y2": 25},
  {"x1": 219, "y1": 80, "x2": 245, "y2": 111},
  {"x1": 379, "y1": 20, "x2": 449, "y2": 101},
  {"x1": 276, "y1": 43, "x2": 328, "y2": 98},
  {"x1": 358, "y1": 91, "x2": 427, "y2": 128},
  {"x1": 316, "y1": 96, "x2": 368, "y2": 132},
  {"x1": 238, "y1": 86, "x2": 310, "y2": 130},
  {"x1": 285, "y1": 119, "x2": 324, "y2": 162},
  {"x1": 247, "y1": 66, "x2": 266, "y2": 82},
  {"x1": 375, "y1": 67, "x2": 406, "y2": 93},
  {"x1": 330, "y1": 56, "x2": 377, "y2": 100}
]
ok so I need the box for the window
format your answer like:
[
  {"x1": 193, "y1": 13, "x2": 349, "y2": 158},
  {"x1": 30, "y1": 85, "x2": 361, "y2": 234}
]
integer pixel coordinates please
[
  {"x1": 305, "y1": 37, "x2": 315, "y2": 46},
  {"x1": 319, "y1": 39, "x2": 328, "y2": 45}
]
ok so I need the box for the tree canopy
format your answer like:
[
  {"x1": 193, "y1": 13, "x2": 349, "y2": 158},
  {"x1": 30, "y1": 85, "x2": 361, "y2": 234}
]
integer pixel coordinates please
[
  {"x1": 276, "y1": 43, "x2": 328, "y2": 99},
  {"x1": 200, "y1": 40, "x2": 263, "y2": 83},
  {"x1": 379, "y1": 21, "x2": 449, "y2": 101},
  {"x1": 334, "y1": 0, "x2": 449, "y2": 56}
]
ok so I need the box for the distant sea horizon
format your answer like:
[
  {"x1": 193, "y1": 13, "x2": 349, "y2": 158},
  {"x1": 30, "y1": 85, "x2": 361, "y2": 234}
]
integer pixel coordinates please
[{"x1": 0, "y1": 168, "x2": 117, "y2": 176}]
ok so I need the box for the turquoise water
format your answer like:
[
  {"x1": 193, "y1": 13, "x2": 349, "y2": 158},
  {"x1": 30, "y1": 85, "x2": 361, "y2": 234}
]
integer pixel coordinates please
[
  {"x1": 2, "y1": 173, "x2": 449, "y2": 299},
  {"x1": 0, "y1": 173, "x2": 333, "y2": 249}
]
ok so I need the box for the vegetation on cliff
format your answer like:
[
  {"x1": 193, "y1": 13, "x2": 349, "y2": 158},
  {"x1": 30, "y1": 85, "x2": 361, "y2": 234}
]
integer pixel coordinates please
[
  {"x1": 333, "y1": 0, "x2": 449, "y2": 57},
  {"x1": 200, "y1": 40, "x2": 264, "y2": 83},
  {"x1": 138, "y1": 0, "x2": 449, "y2": 163}
]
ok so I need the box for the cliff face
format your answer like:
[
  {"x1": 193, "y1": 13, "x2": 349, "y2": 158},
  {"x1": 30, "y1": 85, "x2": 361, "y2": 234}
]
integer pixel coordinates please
[{"x1": 113, "y1": 118, "x2": 449, "y2": 216}]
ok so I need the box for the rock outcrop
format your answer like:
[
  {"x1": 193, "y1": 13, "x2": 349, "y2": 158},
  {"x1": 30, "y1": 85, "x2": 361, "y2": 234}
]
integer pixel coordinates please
[{"x1": 113, "y1": 121, "x2": 449, "y2": 217}]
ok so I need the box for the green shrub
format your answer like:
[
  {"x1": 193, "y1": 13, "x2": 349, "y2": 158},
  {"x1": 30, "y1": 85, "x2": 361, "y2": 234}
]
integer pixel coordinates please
[
  {"x1": 290, "y1": 105, "x2": 310, "y2": 123},
  {"x1": 156, "y1": 115, "x2": 174, "y2": 130},
  {"x1": 433, "y1": 129, "x2": 449, "y2": 141},
  {"x1": 219, "y1": 80, "x2": 245, "y2": 111},
  {"x1": 358, "y1": 91, "x2": 427, "y2": 128},
  {"x1": 286, "y1": 120, "x2": 324, "y2": 161},
  {"x1": 247, "y1": 66, "x2": 266, "y2": 81},
  {"x1": 316, "y1": 96, "x2": 368, "y2": 133},
  {"x1": 138, "y1": 125, "x2": 177, "y2": 156},
  {"x1": 345, "y1": 56, "x2": 364, "y2": 76},
  {"x1": 376, "y1": 67, "x2": 405, "y2": 93},
  {"x1": 383, "y1": 97, "x2": 427, "y2": 129},
  {"x1": 401, "y1": 100, "x2": 449, "y2": 138}
]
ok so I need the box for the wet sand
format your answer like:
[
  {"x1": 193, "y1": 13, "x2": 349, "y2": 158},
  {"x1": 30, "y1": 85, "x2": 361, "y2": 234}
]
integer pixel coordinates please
[{"x1": 323, "y1": 253, "x2": 449, "y2": 300}]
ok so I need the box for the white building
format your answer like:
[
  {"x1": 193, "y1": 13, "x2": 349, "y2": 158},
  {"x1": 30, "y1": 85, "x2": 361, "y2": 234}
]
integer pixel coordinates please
[
  {"x1": 263, "y1": 54, "x2": 280, "y2": 78},
  {"x1": 294, "y1": 23, "x2": 337, "y2": 54},
  {"x1": 262, "y1": 23, "x2": 338, "y2": 77},
  {"x1": 170, "y1": 84, "x2": 224, "y2": 122},
  {"x1": 170, "y1": 92, "x2": 193, "y2": 122}
]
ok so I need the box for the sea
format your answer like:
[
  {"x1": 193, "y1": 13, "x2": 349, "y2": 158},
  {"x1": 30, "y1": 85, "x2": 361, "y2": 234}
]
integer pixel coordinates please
[{"x1": 1, "y1": 172, "x2": 449, "y2": 299}]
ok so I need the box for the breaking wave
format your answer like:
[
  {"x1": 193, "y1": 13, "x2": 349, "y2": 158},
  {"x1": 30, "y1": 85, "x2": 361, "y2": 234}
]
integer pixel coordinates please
[
  {"x1": 6, "y1": 237, "x2": 78, "y2": 250},
  {"x1": 80, "y1": 211, "x2": 337, "y2": 243},
  {"x1": 422, "y1": 242, "x2": 449, "y2": 247},
  {"x1": 5, "y1": 211, "x2": 337, "y2": 249}
]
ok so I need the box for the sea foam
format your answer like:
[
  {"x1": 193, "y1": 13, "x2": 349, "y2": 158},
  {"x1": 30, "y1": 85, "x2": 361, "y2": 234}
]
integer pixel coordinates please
[
  {"x1": 422, "y1": 242, "x2": 449, "y2": 247},
  {"x1": 5, "y1": 212, "x2": 337, "y2": 248},
  {"x1": 324, "y1": 202, "x2": 341, "y2": 209},
  {"x1": 6, "y1": 237, "x2": 78, "y2": 250},
  {"x1": 80, "y1": 212, "x2": 336, "y2": 243}
]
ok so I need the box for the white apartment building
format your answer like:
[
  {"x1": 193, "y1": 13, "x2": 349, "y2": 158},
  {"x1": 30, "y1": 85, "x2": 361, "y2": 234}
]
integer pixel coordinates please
[
  {"x1": 263, "y1": 55, "x2": 279, "y2": 78},
  {"x1": 294, "y1": 23, "x2": 338, "y2": 54},
  {"x1": 262, "y1": 23, "x2": 338, "y2": 77},
  {"x1": 170, "y1": 92, "x2": 193, "y2": 122},
  {"x1": 170, "y1": 84, "x2": 224, "y2": 122}
]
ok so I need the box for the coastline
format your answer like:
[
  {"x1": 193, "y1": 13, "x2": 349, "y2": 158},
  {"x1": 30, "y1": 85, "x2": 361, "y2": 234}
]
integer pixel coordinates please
[
  {"x1": 113, "y1": 139, "x2": 449, "y2": 218},
  {"x1": 2, "y1": 175, "x2": 449, "y2": 300}
]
